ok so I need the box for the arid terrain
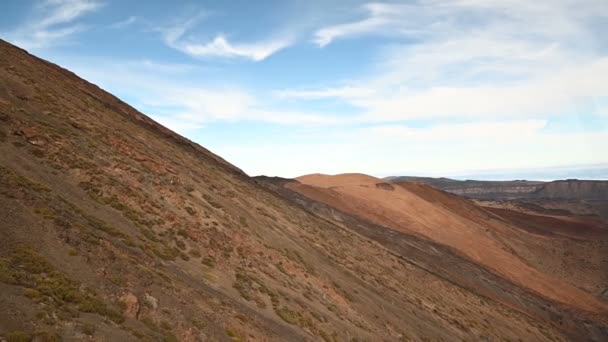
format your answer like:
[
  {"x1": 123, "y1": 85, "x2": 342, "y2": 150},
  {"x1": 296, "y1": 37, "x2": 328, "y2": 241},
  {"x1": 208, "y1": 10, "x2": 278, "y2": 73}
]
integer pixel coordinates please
[
  {"x1": 391, "y1": 176, "x2": 608, "y2": 221},
  {"x1": 1, "y1": 38, "x2": 608, "y2": 342}
]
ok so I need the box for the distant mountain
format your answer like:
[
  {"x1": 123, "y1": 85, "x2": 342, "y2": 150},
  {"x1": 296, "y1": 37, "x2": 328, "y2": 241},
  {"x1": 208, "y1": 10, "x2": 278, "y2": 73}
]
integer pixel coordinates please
[{"x1": 386, "y1": 176, "x2": 608, "y2": 201}]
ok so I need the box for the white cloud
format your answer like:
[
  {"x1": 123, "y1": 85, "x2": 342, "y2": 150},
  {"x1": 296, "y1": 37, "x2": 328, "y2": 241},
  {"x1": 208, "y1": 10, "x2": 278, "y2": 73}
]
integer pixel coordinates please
[
  {"x1": 363, "y1": 120, "x2": 548, "y2": 143},
  {"x1": 179, "y1": 34, "x2": 293, "y2": 61},
  {"x1": 46, "y1": 56, "x2": 341, "y2": 134},
  {"x1": 4, "y1": 0, "x2": 103, "y2": 49},
  {"x1": 160, "y1": 14, "x2": 292, "y2": 61},
  {"x1": 216, "y1": 120, "x2": 608, "y2": 177},
  {"x1": 313, "y1": 3, "x2": 419, "y2": 47},
  {"x1": 110, "y1": 15, "x2": 137, "y2": 29},
  {"x1": 284, "y1": 0, "x2": 608, "y2": 122},
  {"x1": 275, "y1": 86, "x2": 375, "y2": 100},
  {"x1": 356, "y1": 58, "x2": 608, "y2": 121},
  {"x1": 314, "y1": 1, "x2": 608, "y2": 48}
]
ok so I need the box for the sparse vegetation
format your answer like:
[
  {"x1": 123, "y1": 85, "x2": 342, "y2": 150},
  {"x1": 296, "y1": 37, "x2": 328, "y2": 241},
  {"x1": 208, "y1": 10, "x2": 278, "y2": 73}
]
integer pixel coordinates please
[
  {"x1": 3, "y1": 331, "x2": 32, "y2": 342},
  {"x1": 1, "y1": 247, "x2": 124, "y2": 324}
]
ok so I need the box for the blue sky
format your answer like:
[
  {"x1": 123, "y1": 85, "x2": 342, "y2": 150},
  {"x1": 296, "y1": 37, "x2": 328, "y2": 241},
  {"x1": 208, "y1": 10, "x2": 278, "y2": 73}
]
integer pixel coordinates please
[{"x1": 1, "y1": 0, "x2": 607, "y2": 179}]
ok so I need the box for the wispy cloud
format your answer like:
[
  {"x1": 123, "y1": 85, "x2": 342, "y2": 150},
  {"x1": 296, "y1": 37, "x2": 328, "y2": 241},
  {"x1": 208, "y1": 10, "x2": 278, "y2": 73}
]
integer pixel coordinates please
[
  {"x1": 177, "y1": 34, "x2": 293, "y2": 61},
  {"x1": 314, "y1": 3, "x2": 414, "y2": 47},
  {"x1": 287, "y1": 0, "x2": 608, "y2": 121},
  {"x1": 3, "y1": 0, "x2": 103, "y2": 50},
  {"x1": 314, "y1": 1, "x2": 608, "y2": 48},
  {"x1": 110, "y1": 15, "x2": 137, "y2": 29},
  {"x1": 159, "y1": 13, "x2": 293, "y2": 61},
  {"x1": 275, "y1": 86, "x2": 374, "y2": 100},
  {"x1": 50, "y1": 56, "x2": 340, "y2": 135}
]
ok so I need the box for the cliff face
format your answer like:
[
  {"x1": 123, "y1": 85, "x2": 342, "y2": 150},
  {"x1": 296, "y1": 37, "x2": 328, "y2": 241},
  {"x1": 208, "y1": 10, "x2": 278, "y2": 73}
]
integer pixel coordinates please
[
  {"x1": 535, "y1": 180, "x2": 608, "y2": 200},
  {"x1": 389, "y1": 177, "x2": 608, "y2": 200},
  {"x1": 446, "y1": 183, "x2": 542, "y2": 199}
]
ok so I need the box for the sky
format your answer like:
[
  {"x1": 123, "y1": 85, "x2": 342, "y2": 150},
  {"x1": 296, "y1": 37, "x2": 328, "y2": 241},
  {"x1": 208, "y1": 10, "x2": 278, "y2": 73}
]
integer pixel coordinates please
[{"x1": 1, "y1": 0, "x2": 607, "y2": 179}]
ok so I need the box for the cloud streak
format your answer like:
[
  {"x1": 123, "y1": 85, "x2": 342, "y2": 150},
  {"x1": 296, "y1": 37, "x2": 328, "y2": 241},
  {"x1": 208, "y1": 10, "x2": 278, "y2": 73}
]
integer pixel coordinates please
[
  {"x1": 314, "y1": 3, "x2": 414, "y2": 47},
  {"x1": 3, "y1": 0, "x2": 103, "y2": 49},
  {"x1": 160, "y1": 14, "x2": 293, "y2": 61},
  {"x1": 50, "y1": 56, "x2": 341, "y2": 135},
  {"x1": 287, "y1": 0, "x2": 608, "y2": 121},
  {"x1": 110, "y1": 15, "x2": 137, "y2": 29},
  {"x1": 178, "y1": 34, "x2": 293, "y2": 61}
]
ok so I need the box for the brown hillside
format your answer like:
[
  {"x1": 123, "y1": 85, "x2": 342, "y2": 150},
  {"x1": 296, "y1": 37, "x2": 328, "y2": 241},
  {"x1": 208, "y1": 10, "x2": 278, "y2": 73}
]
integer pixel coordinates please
[
  {"x1": 2, "y1": 39, "x2": 599, "y2": 341},
  {"x1": 294, "y1": 174, "x2": 608, "y2": 314}
]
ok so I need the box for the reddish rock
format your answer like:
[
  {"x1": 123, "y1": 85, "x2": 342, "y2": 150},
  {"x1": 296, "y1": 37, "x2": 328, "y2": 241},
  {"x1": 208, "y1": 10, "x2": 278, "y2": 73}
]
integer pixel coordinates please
[{"x1": 120, "y1": 292, "x2": 140, "y2": 319}]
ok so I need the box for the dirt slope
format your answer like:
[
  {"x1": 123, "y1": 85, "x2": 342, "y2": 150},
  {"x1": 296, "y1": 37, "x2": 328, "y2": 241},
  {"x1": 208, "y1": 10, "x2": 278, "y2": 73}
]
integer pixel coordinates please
[
  {"x1": 1, "y1": 39, "x2": 598, "y2": 341},
  {"x1": 294, "y1": 174, "x2": 608, "y2": 315}
]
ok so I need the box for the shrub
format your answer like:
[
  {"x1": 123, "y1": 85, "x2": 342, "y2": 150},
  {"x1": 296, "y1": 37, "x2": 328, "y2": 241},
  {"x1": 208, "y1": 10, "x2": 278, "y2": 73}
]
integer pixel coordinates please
[
  {"x1": 276, "y1": 306, "x2": 299, "y2": 325},
  {"x1": 80, "y1": 323, "x2": 96, "y2": 335},
  {"x1": 201, "y1": 257, "x2": 215, "y2": 268},
  {"x1": 160, "y1": 320, "x2": 172, "y2": 331},
  {"x1": 4, "y1": 331, "x2": 32, "y2": 342},
  {"x1": 175, "y1": 240, "x2": 186, "y2": 250},
  {"x1": 188, "y1": 249, "x2": 201, "y2": 258}
]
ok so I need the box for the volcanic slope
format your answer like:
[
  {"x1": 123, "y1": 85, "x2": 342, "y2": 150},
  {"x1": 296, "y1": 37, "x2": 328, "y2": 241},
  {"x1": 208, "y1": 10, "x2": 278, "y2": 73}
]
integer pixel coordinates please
[
  {"x1": 394, "y1": 180, "x2": 608, "y2": 296},
  {"x1": 0, "y1": 40, "x2": 595, "y2": 341},
  {"x1": 290, "y1": 175, "x2": 608, "y2": 328}
]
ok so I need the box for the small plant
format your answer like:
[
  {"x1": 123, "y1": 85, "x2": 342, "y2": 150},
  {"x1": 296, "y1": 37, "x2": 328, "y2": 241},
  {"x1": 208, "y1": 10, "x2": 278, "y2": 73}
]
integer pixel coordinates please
[
  {"x1": 201, "y1": 257, "x2": 215, "y2": 268},
  {"x1": 23, "y1": 288, "x2": 42, "y2": 301},
  {"x1": 203, "y1": 194, "x2": 223, "y2": 209},
  {"x1": 160, "y1": 320, "x2": 172, "y2": 331},
  {"x1": 4, "y1": 331, "x2": 32, "y2": 342},
  {"x1": 34, "y1": 207, "x2": 55, "y2": 219},
  {"x1": 276, "y1": 306, "x2": 299, "y2": 325},
  {"x1": 175, "y1": 240, "x2": 186, "y2": 250},
  {"x1": 188, "y1": 248, "x2": 202, "y2": 258},
  {"x1": 233, "y1": 272, "x2": 254, "y2": 301},
  {"x1": 80, "y1": 323, "x2": 96, "y2": 335},
  {"x1": 225, "y1": 328, "x2": 242, "y2": 341}
]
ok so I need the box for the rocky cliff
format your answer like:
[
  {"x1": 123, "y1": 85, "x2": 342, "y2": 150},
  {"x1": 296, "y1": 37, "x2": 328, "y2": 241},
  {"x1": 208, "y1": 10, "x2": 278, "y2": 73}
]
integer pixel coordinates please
[{"x1": 389, "y1": 176, "x2": 608, "y2": 200}]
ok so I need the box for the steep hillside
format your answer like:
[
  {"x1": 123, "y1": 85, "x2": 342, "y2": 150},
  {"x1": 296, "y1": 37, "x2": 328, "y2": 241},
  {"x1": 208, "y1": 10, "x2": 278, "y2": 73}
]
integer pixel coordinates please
[
  {"x1": 2, "y1": 40, "x2": 601, "y2": 341},
  {"x1": 256, "y1": 177, "x2": 608, "y2": 340},
  {"x1": 284, "y1": 174, "x2": 608, "y2": 335}
]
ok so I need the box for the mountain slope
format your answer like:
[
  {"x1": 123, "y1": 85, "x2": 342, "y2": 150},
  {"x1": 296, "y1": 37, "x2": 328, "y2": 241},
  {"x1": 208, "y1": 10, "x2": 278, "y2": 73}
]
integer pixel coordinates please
[
  {"x1": 293, "y1": 174, "x2": 607, "y2": 312},
  {"x1": 256, "y1": 176, "x2": 608, "y2": 340},
  {"x1": 283, "y1": 174, "x2": 608, "y2": 335},
  {"x1": 0, "y1": 39, "x2": 606, "y2": 341}
]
